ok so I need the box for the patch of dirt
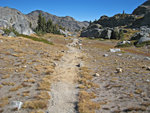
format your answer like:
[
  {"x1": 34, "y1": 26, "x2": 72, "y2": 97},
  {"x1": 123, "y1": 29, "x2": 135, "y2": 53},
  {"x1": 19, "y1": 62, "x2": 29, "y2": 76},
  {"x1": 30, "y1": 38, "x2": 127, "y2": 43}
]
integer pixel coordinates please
[{"x1": 48, "y1": 39, "x2": 82, "y2": 113}]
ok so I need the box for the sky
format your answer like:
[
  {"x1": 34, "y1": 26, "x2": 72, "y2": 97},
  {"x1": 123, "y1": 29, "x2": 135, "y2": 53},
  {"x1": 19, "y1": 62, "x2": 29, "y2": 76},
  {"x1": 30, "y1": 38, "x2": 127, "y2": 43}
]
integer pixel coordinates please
[{"x1": 0, "y1": 0, "x2": 147, "y2": 21}]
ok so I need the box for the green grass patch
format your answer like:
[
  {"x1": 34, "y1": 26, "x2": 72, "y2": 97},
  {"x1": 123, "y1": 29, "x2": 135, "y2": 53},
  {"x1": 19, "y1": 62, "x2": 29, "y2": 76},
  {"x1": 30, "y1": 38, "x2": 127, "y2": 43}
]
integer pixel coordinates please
[
  {"x1": 135, "y1": 41, "x2": 150, "y2": 47},
  {"x1": 18, "y1": 34, "x2": 53, "y2": 45},
  {"x1": 115, "y1": 42, "x2": 133, "y2": 48}
]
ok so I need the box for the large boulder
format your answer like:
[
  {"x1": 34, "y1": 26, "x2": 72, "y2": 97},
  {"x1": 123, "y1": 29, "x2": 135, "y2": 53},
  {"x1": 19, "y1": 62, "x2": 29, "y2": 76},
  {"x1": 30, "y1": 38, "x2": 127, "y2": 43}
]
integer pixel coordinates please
[
  {"x1": 0, "y1": 30, "x2": 4, "y2": 34},
  {"x1": 100, "y1": 28, "x2": 112, "y2": 39},
  {"x1": 130, "y1": 27, "x2": 150, "y2": 40},
  {"x1": 0, "y1": 7, "x2": 33, "y2": 35},
  {"x1": 138, "y1": 37, "x2": 150, "y2": 44},
  {"x1": 81, "y1": 28, "x2": 103, "y2": 38}
]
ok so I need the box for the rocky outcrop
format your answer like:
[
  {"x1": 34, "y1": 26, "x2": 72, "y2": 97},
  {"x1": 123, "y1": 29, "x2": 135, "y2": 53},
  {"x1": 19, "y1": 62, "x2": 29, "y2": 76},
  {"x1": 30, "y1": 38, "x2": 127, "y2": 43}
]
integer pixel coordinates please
[
  {"x1": 81, "y1": 24, "x2": 124, "y2": 40},
  {"x1": 131, "y1": 0, "x2": 150, "y2": 28},
  {"x1": 0, "y1": 7, "x2": 33, "y2": 35},
  {"x1": 130, "y1": 26, "x2": 150, "y2": 44},
  {"x1": 26, "y1": 10, "x2": 89, "y2": 32},
  {"x1": 132, "y1": 0, "x2": 150, "y2": 16},
  {"x1": 96, "y1": 14, "x2": 136, "y2": 28}
]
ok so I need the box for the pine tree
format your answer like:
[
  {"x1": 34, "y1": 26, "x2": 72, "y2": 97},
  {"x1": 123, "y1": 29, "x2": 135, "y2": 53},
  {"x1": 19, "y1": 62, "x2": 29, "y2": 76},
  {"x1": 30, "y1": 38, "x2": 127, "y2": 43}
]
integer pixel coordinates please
[
  {"x1": 37, "y1": 13, "x2": 42, "y2": 31},
  {"x1": 46, "y1": 19, "x2": 53, "y2": 33}
]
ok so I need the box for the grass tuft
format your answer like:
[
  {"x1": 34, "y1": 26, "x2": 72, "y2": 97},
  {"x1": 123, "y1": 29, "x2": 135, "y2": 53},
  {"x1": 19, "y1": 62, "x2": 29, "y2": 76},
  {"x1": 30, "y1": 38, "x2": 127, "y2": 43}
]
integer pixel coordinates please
[{"x1": 23, "y1": 100, "x2": 48, "y2": 109}]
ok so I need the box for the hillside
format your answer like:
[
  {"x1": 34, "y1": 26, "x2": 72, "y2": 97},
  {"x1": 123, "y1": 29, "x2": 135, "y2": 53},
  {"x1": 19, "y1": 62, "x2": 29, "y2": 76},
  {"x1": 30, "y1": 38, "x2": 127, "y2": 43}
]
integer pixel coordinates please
[
  {"x1": 26, "y1": 10, "x2": 89, "y2": 32},
  {"x1": 0, "y1": 7, "x2": 33, "y2": 35},
  {"x1": 0, "y1": 7, "x2": 89, "y2": 35}
]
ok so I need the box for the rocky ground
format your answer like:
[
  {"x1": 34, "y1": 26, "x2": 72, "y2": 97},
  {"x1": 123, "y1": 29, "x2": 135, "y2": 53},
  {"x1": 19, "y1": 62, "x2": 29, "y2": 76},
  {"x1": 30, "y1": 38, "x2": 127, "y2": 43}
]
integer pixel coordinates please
[
  {"x1": 80, "y1": 39, "x2": 150, "y2": 113},
  {"x1": 0, "y1": 34, "x2": 150, "y2": 113}
]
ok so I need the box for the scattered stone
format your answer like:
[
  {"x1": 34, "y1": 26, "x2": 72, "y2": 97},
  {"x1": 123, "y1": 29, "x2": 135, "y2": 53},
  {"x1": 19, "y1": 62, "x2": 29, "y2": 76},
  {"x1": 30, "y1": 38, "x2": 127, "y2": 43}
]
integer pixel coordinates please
[
  {"x1": 76, "y1": 63, "x2": 83, "y2": 67},
  {"x1": 117, "y1": 40, "x2": 131, "y2": 46},
  {"x1": 8, "y1": 32, "x2": 16, "y2": 37},
  {"x1": 110, "y1": 48, "x2": 121, "y2": 53},
  {"x1": 102, "y1": 107, "x2": 110, "y2": 110},
  {"x1": 144, "y1": 57, "x2": 150, "y2": 61},
  {"x1": 10, "y1": 101, "x2": 23, "y2": 110},
  {"x1": 0, "y1": 29, "x2": 4, "y2": 34},
  {"x1": 94, "y1": 73, "x2": 100, "y2": 77},
  {"x1": 117, "y1": 54, "x2": 122, "y2": 56},
  {"x1": 146, "y1": 66, "x2": 150, "y2": 71},
  {"x1": 103, "y1": 54, "x2": 108, "y2": 57},
  {"x1": 0, "y1": 40, "x2": 3, "y2": 43},
  {"x1": 146, "y1": 79, "x2": 150, "y2": 82},
  {"x1": 116, "y1": 68, "x2": 123, "y2": 73}
]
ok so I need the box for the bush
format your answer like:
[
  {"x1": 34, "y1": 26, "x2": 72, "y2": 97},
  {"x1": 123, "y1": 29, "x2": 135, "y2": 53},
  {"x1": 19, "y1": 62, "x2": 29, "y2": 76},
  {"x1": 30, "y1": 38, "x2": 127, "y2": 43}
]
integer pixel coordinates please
[{"x1": 3, "y1": 28, "x2": 19, "y2": 36}]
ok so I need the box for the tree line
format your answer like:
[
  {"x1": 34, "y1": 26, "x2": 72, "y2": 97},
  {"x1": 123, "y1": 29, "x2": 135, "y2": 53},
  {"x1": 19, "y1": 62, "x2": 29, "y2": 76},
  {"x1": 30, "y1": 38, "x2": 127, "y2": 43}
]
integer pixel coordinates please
[{"x1": 35, "y1": 13, "x2": 63, "y2": 34}]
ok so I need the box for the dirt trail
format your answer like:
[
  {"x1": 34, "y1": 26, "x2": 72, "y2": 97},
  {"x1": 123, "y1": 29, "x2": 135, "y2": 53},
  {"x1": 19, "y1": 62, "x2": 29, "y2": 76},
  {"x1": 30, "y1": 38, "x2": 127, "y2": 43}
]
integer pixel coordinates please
[{"x1": 48, "y1": 38, "x2": 82, "y2": 113}]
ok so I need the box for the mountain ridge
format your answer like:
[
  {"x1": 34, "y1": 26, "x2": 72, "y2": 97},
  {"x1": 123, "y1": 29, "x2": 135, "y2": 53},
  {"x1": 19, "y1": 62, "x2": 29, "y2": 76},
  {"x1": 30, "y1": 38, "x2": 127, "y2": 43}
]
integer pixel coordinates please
[{"x1": 26, "y1": 10, "x2": 89, "y2": 32}]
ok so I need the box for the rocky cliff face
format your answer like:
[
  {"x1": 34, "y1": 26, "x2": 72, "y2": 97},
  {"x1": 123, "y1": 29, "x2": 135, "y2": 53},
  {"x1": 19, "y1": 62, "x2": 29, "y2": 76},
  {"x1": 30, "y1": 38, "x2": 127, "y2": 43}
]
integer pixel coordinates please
[
  {"x1": 132, "y1": 0, "x2": 150, "y2": 16},
  {"x1": 0, "y1": 7, "x2": 33, "y2": 35},
  {"x1": 131, "y1": 0, "x2": 150, "y2": 28},
  {"x1": 26, "y1": 10, "x2": 89, "y2": 32},
  {"x1": 96, "y1": 14, "x2": 136, "y2": 28},
  {"x1": 81, "y1": 0, "x2": 150, "y2": 38}
]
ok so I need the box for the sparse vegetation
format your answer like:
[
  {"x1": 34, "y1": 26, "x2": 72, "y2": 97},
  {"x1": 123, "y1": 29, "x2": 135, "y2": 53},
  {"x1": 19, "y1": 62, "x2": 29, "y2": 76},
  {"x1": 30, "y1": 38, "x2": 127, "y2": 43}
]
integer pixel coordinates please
[
  {"x1": 78, "y1": 67, "x2": 100, "y2": 113},
  {"x1": 9, "y1": 85, "x2": 23, "y2": 91},
  {"x1": 0, "y1": 97, "x2": 9, "y2": 108},
  {"x1": 23, "y1": 100, "x2": 48, "y2": 109},
  {"x1": 18, "y1": 34, "x2": 53, "y2": 45}
]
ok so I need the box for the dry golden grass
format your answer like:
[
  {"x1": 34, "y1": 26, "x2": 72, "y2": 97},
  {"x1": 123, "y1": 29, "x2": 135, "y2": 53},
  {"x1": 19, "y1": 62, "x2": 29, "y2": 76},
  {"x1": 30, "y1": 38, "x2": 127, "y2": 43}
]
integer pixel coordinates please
[
  {"x1": 37, "y1": 80, "x2": 51, "y2": 91},
  {"x1": 21, "y1": 82, "x2": 32, "y2": 87},
  {"x1": 30, "y1": 110, "x2": 45, "y2": 113},
  {"x1": 78, "y1": 67, "x2": 100, "y2": 113},
  {"x1": 9, "y1": 85, "x2": 23, "y2": 91},
  {"x1": 23, "y1": 100, "x2": 48, "y2": 109},
  {"x1": 24, "y1": 79, "x2": 36, "y2": 83},
  {"x1": 1, "y1": 82, "x2": 15, "y2": 86},
  {"x1": 24, "y1": 73, "x2": 32, "y2": 78},
  {"x1": 1, "y1": 75, "x2": 10, "y2": 79},
  {"x1": 0, "y1": 97, "x2": 9, "y2": 108},
  {"x1": 22, "y1": 91, "x2": 30, "y2": 97},
  {"x1": 78, "y1": 91, "x2": 100, "y2": 113},
  {"x1": 0, "y1": 85, "x2": 2, "y2": 88},
  {"x1": 34, "y1": 91, "x2": 50, "y2": 100}
]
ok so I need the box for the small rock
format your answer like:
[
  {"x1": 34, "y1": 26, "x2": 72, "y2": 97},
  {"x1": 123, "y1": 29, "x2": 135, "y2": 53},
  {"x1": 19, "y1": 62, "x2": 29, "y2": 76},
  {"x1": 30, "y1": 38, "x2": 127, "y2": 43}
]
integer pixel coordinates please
[
  {"x1": 0, "y1": 40, "x2": 3, "y2": 43},
  {"x1": 94, "y1": 73, "x2": 100, "y2": 77},
  {"x1": 146, "y1": 79, "x2": 150, "y2": 82},
  {"x1": 110, "y1": 48, "x2": 121, "y2": 53},
  {"x1": 103, "y1": 54, "x2": 108, "y2": 57},
  {"x1": 117, "y1": 54, "x2": 122, "y2": 56},
  {"x1": 0, "y1": 30, "x2": 4, "y2": 34},
  {"x1": 144, "y1": 57, "x2": 150, "y2": 61},
  {"x1": 8, "y1": 32, "x2": 16, "y2": 37},
  {"x1": 116, "y1": 68, "x2": 123, "y2": 73},
  {"x1": 76, "y1": 63, "x2": 83, "y2": 67},
  {"x1": 146, "y1": 66, "x2": 150, "y2": 71},
  {"x1": 10, "y1": 101, "x2": 23, "y2": 110},
  {"x1": 23, "y1": 65, "x2": 27, "y2": 68}
]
